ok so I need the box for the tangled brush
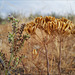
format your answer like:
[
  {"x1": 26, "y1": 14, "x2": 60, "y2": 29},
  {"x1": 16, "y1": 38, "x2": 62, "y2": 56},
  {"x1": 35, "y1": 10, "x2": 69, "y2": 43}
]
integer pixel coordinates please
[
  {"x1": 24, "y1": 16, "x2": 75, "y2": 75},
  {"x1": 0, "y1": 16, "x2": 74, "y2": 75}
]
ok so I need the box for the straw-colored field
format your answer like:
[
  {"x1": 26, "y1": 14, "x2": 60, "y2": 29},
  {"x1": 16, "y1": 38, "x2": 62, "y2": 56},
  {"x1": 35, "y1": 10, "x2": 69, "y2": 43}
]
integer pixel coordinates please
[{"x1": 0, "y1": 16, "x2": 75, "y2": 75}]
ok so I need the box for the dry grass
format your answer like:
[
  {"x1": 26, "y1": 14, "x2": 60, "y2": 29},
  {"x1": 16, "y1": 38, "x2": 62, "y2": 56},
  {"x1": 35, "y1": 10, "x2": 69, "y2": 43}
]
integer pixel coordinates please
[{"x1": 0, "y1": 17, "x2": 75, "y2": 75}]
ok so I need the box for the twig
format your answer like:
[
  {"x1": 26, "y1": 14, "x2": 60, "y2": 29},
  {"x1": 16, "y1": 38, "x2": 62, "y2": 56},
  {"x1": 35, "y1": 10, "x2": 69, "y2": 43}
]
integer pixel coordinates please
[
  {"x1": 44, "y1": 44, "x2": 50, "y2": 75},
  {"x1": 58, "y1": 35, "x2": 61, "y2": 75}
]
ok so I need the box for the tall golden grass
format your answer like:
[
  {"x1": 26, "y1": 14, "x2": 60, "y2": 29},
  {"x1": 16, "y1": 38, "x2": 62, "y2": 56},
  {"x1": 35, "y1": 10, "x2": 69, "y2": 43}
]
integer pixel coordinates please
[{"x1": 0, "y1": 16, "x2": 75, "y2": 75}]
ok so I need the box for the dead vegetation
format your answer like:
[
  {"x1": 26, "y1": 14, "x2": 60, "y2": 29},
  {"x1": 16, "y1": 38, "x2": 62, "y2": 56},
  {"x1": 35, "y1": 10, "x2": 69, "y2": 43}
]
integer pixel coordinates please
[{"x1": 0, "y1": 16, "x2": 75, "y2": 75}]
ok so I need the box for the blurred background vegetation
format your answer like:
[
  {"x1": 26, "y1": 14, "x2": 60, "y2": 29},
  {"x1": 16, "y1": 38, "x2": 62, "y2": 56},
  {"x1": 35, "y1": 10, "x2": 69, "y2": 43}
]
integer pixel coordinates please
[{"x1": 0, "y1": 12, "x2": 75, "y2": 25}]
